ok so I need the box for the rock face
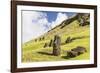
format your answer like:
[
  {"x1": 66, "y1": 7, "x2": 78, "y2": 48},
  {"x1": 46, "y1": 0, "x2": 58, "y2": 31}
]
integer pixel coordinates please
[
  {"x1": 67, "y1": 46, "x2": 87, "y2": 57},
  {"x1": 78, "y1": 13, "x2": 90, "y2": 26},
  {"x1": 60, "y1": 13, "x2": 90, "y2": 28},
  {"x1": 53, "y1": 35, "x2": 61, "y2": 56}
]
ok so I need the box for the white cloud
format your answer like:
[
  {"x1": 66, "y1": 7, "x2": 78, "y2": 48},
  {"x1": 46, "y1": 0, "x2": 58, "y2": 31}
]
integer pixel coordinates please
[
  {"x1": 51, "y1": 13, "x2": 68, "y2": 28},
  {"x1": 22, "y1": 11, "x2": 50, "y2": 43},
  {"x1": 22, "y1": 11, "x2": 68, "y2": 43}
]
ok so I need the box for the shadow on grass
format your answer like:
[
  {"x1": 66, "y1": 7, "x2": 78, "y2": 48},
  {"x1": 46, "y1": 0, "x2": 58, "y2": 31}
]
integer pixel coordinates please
[
  {"x1": 61, "y1": 36, "x2": 89, "y2": 45},
  {"x1": 37, "y1": 51, "x2": 53, "y2": 56},
  {"x1": 71, "y1": 36, "x2": 89, "y2": 41},
  {"x1": 62, "y1": 56, "x2": 75, "y2": 59}
]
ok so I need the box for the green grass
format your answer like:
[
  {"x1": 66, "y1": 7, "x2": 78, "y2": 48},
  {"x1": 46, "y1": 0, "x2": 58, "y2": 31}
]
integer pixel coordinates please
[{"x1": 22, "y1": 20, "x2": 90, "y2": 62}]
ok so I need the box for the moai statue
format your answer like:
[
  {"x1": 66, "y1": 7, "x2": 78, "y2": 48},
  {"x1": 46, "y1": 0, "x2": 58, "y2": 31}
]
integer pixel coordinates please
[
  {"x1": 42, "y1": 37, "x2": 45, "y2": 40},
  {"x1": 39, "y1": 38, "x2": 41, "y2": 41},
  {"x1": 65, "y1": 36, "x2": 72, "y2": 43},
  {"x1": 49, "y1": 39, "x2": 53, "y2": 47},
  {"x1": 44, "y1": 43, "x2": 48, "y2": 48},
  {"x1": 53, "y1": 35, "x2": 61, "y2": 56},
  {"x1": 35, "y1": 39, "x2": 37, "y2": 42}
]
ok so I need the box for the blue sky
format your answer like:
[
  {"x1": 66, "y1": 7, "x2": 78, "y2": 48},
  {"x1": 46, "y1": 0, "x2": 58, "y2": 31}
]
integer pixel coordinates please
[
  {"x1": 22, "y1": 10, "x2": 76, "y2": 43},
  {"x1": 43, "y1": 11, "x2": 75, "y2": 23}
]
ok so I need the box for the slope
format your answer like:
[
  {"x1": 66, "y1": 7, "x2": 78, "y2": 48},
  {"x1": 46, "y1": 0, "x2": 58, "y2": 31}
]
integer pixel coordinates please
[{"x1": 22, "y1": 16, "x2": 90, "y2": 62}]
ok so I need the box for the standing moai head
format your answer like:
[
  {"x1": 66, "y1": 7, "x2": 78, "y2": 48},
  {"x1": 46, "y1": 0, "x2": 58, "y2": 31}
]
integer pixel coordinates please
[
  {"x1": 39, "y1": 38, "x2": 41, "y2": 41},
  {"x1": 49, "y1": 39, "x2": 53, "y2": 47},
  {"x1": 35, "y1": 39, "x2": 37, "y2": 42},
  {"x1": 52, "y1": 35, "x2": 61, "y2": 56},
  {"x1": 42, "y1": 37, "x2": 45, "y2": 40},
  {"x1": 44, "y1": 43, "x2": 48, "y2": 48},
  {"x1": 65, "y1": 36, "x2": 72, "y2": 43}
]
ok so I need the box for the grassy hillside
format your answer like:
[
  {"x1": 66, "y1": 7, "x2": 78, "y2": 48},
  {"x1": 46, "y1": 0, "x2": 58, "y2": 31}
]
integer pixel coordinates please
[{"x1": 22, "y1": 19, "x2": 90, "y2": 62}]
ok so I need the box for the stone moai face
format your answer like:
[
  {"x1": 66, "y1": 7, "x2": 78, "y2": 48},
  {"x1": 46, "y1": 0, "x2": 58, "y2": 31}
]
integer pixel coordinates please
[{"x1": 52, "y1": 35, "x2": 61, "y2": 56}]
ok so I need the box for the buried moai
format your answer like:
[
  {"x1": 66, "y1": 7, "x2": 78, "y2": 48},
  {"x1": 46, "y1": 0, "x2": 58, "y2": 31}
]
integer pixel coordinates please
[
  {"x1": 71, "y1": 46, "x2": 87, "y2": 54},
  {"x1": 52, "y1": 35, "x2": 61, "y2": 56}
]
